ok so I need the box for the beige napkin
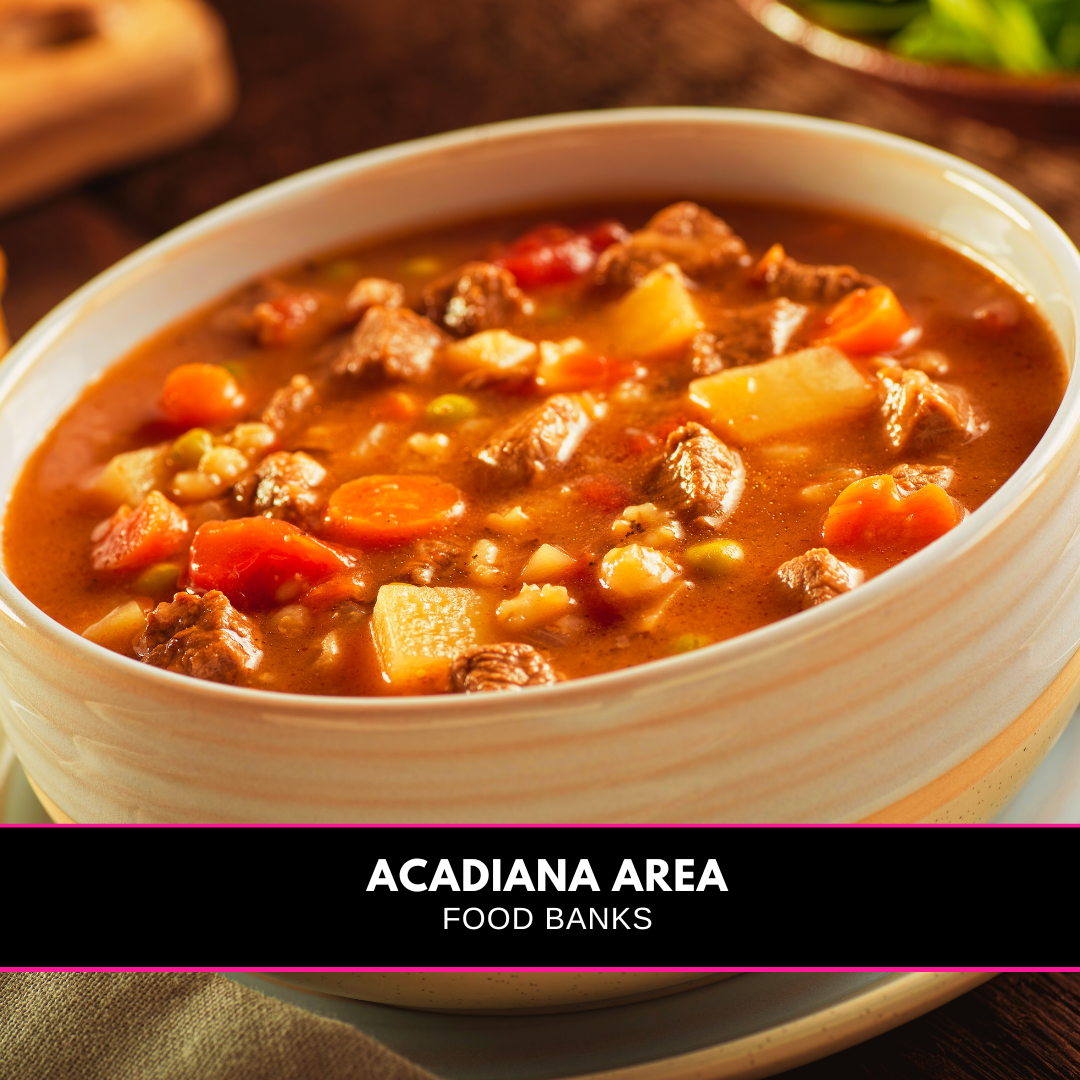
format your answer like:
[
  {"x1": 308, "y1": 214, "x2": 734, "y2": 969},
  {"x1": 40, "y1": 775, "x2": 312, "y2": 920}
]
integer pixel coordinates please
[{"x1": 0, "y1": 972, "x2": 441, "y2": 1080}]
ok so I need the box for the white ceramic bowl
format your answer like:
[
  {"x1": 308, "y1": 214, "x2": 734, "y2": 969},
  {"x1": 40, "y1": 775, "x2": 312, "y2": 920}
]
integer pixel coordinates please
[
  {"x1": 260, "y1": 972, "x2": 731, "y2": 1013},
  {"x1": 1, "y1": 108, "x2": 1079, "y2": 823}
]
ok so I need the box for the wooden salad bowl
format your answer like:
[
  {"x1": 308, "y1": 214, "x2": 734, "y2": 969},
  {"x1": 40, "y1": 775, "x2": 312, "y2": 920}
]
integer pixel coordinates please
[{"x1": 735, "y1": 0, "x2": 1080, "y2": 141}]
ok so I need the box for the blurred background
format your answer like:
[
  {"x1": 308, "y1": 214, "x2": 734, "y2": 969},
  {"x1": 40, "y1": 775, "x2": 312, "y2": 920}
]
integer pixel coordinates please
[{"x1": 1, "y1": 0, "x2": 1079, "y2": 337}]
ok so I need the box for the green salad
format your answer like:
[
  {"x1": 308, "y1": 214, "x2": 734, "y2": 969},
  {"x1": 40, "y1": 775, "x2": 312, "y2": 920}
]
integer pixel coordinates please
[{"x1": 798, "y1": 0, "x2": 1080, "y2": 72}]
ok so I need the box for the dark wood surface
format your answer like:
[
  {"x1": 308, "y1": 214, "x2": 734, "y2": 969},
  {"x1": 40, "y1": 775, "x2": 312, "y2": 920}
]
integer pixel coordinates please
[{"x1": 1, "y1": 2, "x2": 1077, "y2": 1076}]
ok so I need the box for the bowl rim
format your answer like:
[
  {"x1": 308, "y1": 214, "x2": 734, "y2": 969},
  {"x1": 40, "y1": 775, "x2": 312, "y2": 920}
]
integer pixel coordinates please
[
  {"x1": 734, "y1": 0, "x2": 1080, "y2": 100},
  {"x1": 2, "y1": 105, "x2": 1079, "y2": 726}
]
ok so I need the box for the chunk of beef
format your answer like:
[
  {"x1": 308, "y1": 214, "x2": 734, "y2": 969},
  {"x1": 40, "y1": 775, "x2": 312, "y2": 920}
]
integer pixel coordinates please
[
  {"x1": 133, "y1": 590, "x2": 262, "y2": 684},
  {"x1": 346, "y1": 277, "x2": 404, "y2": 319},
  {"x1": 775, "y1": 549, "x2": 862, "y2": 610},
  {"x1": 689, "y1": 331, "x2": 724, "y2": 376},
  {"x1": 653, "y1": 422, "x2": 745, "y2": 529},
  {"x1": 476, "y1": 394, "x2": 592, "y2": 484},
  {"x1": 421, "y1": 261, "x2": 533, "y2": 337},
  {"x1": 261, "y1": 374, "x2": 318, "y2": 434},
  {"x1": 596, "y1": 201, "x2": 748, "y2": 288},
  {"x1": 752, "y1": 244, "x2": 879, "y2": 304},
  {"x1": 449, "y1": 642, "x2": 562, "y2": 692},
  {"x1": 889, "y1": 463, "x2": 955, "y2": 492},
  {"x1": 333, "y1": 305, "x2": 447, "y2": 382},
  {"x1": 879, "y1": 367, "x2": 986, "y2": 454},
  {"x1": 400, "y1": 538, "x2": 463, "y2": 586},
  {"x1": 233, "y1": 451, "x2": 327, "y2": 523},
  {"x1": 252, "y1": 292, "x2": 320, "y2": 347},
  {"x1": 707, "y1": 298, "x2": 809, "y2": 368}
]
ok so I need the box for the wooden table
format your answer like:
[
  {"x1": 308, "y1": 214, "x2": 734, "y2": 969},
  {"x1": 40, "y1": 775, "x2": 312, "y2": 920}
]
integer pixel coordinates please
[{"x1": 1, "y1": 2, "x2": 1077, "y2": 1074}]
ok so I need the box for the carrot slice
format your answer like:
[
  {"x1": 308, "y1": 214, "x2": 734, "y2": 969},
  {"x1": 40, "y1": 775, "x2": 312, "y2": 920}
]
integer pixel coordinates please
[
  {"x1": 161, "y1": 363, "x2": 246, "y2": 427},
  {"x1": 91, "y1": 491, "x2": 189, "y2": 571},
  {"x1": 822, "y1": 475, "x2": 964, "y2": 553},
  {"x1": 814, "y1": 286, "x2": 912, "y2": 354},
  {"x1": 324, "y1": 475, "x2": 466, "y2": 547},
  {"x1": 188, "y1": 517, "x2": 356, "y2": 608}
]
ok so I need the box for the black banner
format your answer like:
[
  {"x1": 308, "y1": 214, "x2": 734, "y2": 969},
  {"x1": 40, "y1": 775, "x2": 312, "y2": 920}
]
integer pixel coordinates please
[{"x1": 8, "y1": 825, "x2": 1067, "y2": 965}]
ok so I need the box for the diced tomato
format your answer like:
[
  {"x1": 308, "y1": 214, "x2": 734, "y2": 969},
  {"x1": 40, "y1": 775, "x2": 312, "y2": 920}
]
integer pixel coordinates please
[
  {"x1": 496, "y1": 219, "x2": 629, "y2": 287},
  {"x1": 188, "y1": 517, "x2": 356, "y2": 608},
  {"x1": 91, "y1": 491, "x2": 190, "y2": 572},
  {"x1": 161, "y1": 363, "x2": 246, "y2": 428},
  {"x1": 822, "y1": 475, "x2": 964, "y2": 553},
  {"x1": 814, "y1": 286, "x2": 912, "y2": 355},
  {"x1": 625, "y1": 429, "x2": 660, "y2": 455},
  {"x1": 372, "y1": 390, "x2": 420, "y2": 421},
  {"x1": 323, "y1": 475, "x2": 466, "y2": 547},
  {"x1": 252, "y1": 292, "x2": 321, "y2": 347},
  {"x1": 576, "y1": 474, "x2": 632, "y2": 513}
]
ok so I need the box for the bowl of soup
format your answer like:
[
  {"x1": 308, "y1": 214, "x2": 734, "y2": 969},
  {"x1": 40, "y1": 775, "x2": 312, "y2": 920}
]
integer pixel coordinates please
[{"x1": 1, "y1": 108, "x2": 1078, "y2": 822}]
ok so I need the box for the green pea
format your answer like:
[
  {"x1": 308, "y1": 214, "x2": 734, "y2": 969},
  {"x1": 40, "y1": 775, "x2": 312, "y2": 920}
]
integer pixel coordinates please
[
  {"x1": 402, "y1": 256, "x2": 441, "y2": 278},
  {"x1": 425, "y1": 394, "x2": 478, "y2": 426},
  {"x1": 133, "y1": 563, "x2": 182, "y2": 598},
  {"x1": 685, "y1": 539, "x2": 746, "y2": 577},
  {"x1": 536, "y1": 303, "x2": 569, "y2": 323},
  {"x1": 322, "y1": 258, "x2": 360, "y2": 282},
  {"x1": 170, "y1": 428, "x2": 213, "y2": 469},
  {"x1": 670, "y1": 633, "x2": 711, "y2": 654}
]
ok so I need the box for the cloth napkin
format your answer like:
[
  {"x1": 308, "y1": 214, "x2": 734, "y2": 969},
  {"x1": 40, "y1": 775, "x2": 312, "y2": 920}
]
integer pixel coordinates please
[{"x1": 0, "y1": 972, "x2": 441, "y2": 1080}]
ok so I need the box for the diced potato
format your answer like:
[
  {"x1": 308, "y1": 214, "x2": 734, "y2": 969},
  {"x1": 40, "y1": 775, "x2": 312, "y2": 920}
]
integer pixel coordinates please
[
  {"x1": 91, "y1": 444, "x2": 171, "y2": 509},
  {"x1": 599, "y1": 544, "x2": 680, "y2": 601},
  {"x1": 268, "y1": 604, "x2": 313, "y2": 638},
  {"x1": 688, "y1": 346, "x2": 878, "y2": 444},
  {"x1": 486, "y1": 505, "x2": 532, "y2": 535},
  {"x1": 536, "y1": 337, "x2": 587, "y2": 388},
  {"x1": 496, "y1": 584, "x2": 572, "y2": 632},
  {"x1": 445, "y1": 329, "x2": 538, "y2": 379},
  {"x1": 312, "y1": 630, "x2": 343, "y2": 672},
  {"x1": 521, "y1": 544, "x2": 576, "y2": 582},
  {"x1": 227, "y1": 422, "x2": 277, "y2": 457},
  {"x1": 610, "y1": 263, "x2": 702, "y2": 357},
  {"x1": 170, "y1": 445, "x2": 249, "y2": 502},
  {"x1": 372, "y1": 584, "x2": 497, "y2": 692},
  {"x1": 406, "y1": 431, "x2": 452, "y2": 463},
  {"x1": 81, "y1": 599, "x2": 151, "y2": 655},
  {"x1": 611, "y1": 503, "x2": 683, "y2": 548},
  {"x1": 469, "y1": 539, "x2": 507, "y2": 585}
]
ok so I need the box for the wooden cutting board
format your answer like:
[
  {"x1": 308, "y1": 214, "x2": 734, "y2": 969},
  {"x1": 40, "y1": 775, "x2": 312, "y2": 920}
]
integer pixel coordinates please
[{"x1": 0, "y1": 0, "x2": 236, "y2": 216}]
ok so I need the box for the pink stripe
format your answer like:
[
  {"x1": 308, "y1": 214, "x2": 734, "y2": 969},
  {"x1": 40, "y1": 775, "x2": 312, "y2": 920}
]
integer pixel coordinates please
[{"x1": 0, "y1": 972, "x2": 1062, "y2": 980}]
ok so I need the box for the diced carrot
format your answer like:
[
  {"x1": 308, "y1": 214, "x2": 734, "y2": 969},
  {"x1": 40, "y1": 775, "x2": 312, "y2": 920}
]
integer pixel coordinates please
[
  {"x1": 188, "y1": 517, "x2": 356, "y2": 608},
  {"x1": 373, "y1": 390, "x2": 420, "y2": 421},
  {"x1": 822, "y1": 475, "x2": 964, "y2": 553},
  {"x1": 91, "y1": 491, "x2": 189, "y2": 571},
  {"x1": 749, "y1": 243, "x2": 786, "y2": 285},
  {"x1": 161, "y1": 363, "x2": 246, "y2": 427},
  {"x1": 540, "y1": 352, "x2": 637, "y2": 392},
  {"x1": 814, "y1": 286, "x2": 912, "y2": 355},
  {"x1": 323, "y1": 475, "x2": 466, "y2": 547}
]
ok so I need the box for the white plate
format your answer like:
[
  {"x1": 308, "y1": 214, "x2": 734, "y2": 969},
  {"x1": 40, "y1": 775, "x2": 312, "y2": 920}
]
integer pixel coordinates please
[{"x1": 228, "y1": 971, "x2": 991, "y2": 1080}]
